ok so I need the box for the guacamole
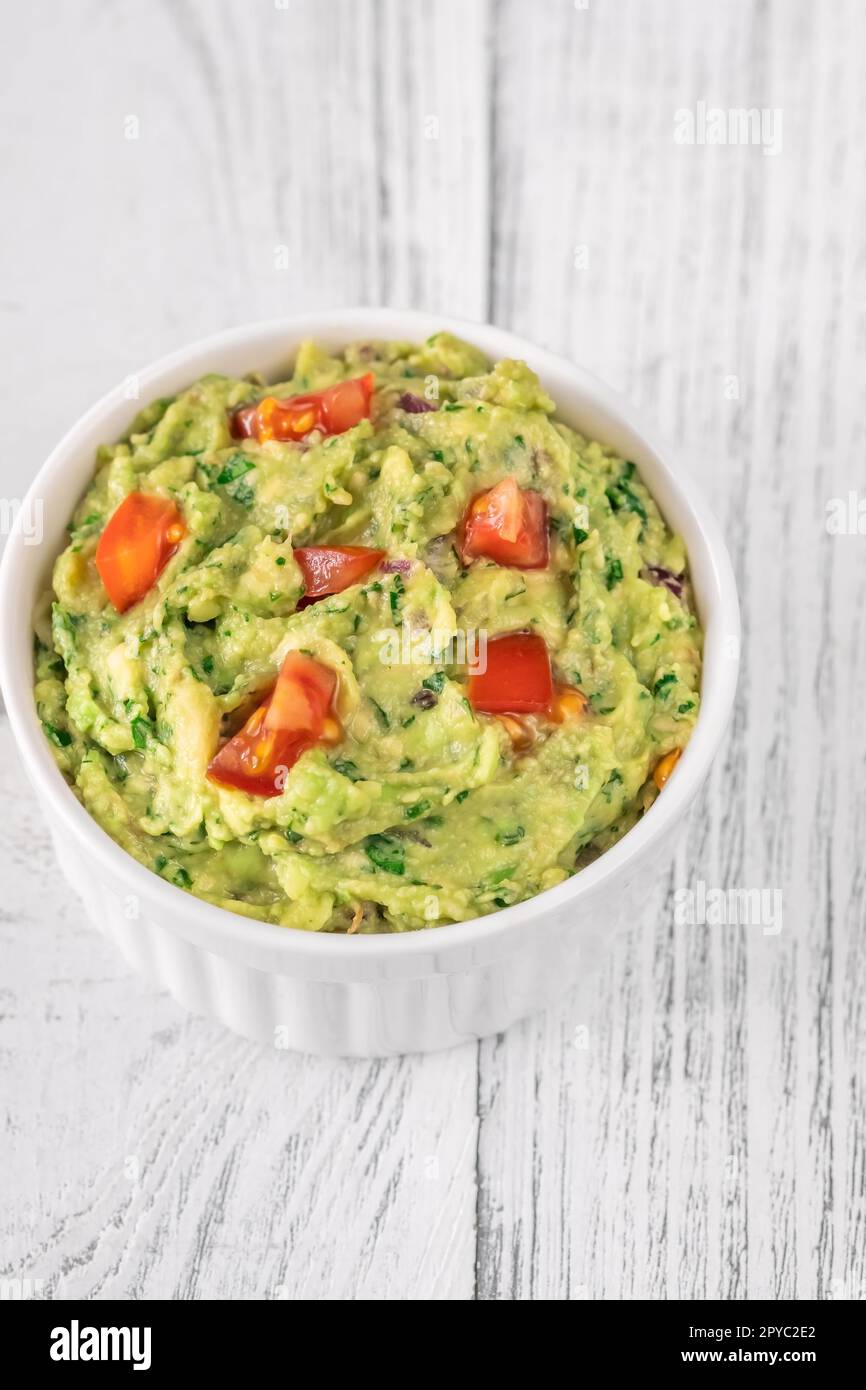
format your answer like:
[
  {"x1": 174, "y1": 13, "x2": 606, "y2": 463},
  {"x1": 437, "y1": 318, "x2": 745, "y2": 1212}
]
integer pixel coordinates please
[{"x1": 34, "y1": 334, "x2": 702, "y2": 932}]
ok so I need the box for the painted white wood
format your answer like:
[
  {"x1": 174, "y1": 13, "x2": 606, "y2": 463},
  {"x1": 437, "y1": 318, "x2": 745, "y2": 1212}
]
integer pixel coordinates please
[
  {"x1": 0, "y1": 0, "x2": 489, "y2": 1304},
  {"x1": 479, "y1": 0, "x2": 866, "y2": 1302},
  {"x1": 1, "y1": 0, "x2": 864, "y2": 1300}
]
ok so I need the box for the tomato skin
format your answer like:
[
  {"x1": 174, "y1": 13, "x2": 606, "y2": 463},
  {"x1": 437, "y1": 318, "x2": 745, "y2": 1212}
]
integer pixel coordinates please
[
  {"x1": 95, "y1": 493, "x2": 185, "y2": 613},
  {"x1": 228, "y1": 374, "x2": 374, "y2": 444},
  {"x1": 255, "y1": 395, "x2": 320, "y2": 442},
  {"x1": 318, "y1": 375, "x2": 374, "y2": 433},
  {"x1": 207, "y1": 652, "x2": 337, "y2": 797},
  {"x1": 468, "y1": 632, "x2": 554, "y2": 714},
  {"x1": 264, "y1": 651, "x2": 336, "y2": 733},
  {"x1": 460, "y1": 476, "x2": 549, "y2": 569},
  {"x1": 294, "y1": 545, "x2": 385, "y2": 602},
  {"x1": 206, "y1": 702, "x2": 307, "y2": 796}
]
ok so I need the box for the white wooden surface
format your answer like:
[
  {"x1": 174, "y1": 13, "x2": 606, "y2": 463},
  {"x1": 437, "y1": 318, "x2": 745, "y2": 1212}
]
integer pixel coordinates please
[{"x1": 1, "y1": 0, "x2": 864, "y2": 1301}]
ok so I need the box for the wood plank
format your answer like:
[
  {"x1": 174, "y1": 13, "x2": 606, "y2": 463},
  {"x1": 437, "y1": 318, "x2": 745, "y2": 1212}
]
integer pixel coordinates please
[
  {"x1": 0, "y1": 0, "x2": 492, "y2": 1301},
  {"x1": 480, "y1": 0, "x2": 866, "y2": 1299}
]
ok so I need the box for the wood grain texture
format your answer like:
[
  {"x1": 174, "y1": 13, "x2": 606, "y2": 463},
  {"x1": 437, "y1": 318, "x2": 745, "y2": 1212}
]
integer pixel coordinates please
[
  {"x1": 1, "y1": 0, "x2": 864, "y2": 1301},
  {"x1": 479, "y1": 0, "x2": 866, "y2": 1301},
  {"x1": 0, "y1": 0, "x2": 489, "y2": 1304}
]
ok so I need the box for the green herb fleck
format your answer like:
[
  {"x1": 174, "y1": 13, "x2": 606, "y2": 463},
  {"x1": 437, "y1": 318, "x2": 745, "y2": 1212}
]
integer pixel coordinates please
[
  {"x1": 42, "y1": 722, "x2": 71, "y2": 748},
  {"x1": 131, "y1": 716, "x2": 153, "y2": 749},
  {"x1": 333, "y1": 758, "x2": 362, "y2": 781},
  {"x1": 605, "y1": 472, "x2": 647, "y2": 523},
  {"x1": 230, "y1": 479, "x2": 255, "y2": 508},
  {"x1": 216, "y1": 454, "x2": 255, "y2": 485},
  {"x1": 365, "y1": 834, "x2": 405, "y2": 875},
  {"x1": 370, "y1": 698, "x2": 390, "y2": 729},
  {"x1": 604, "y1": 557, "x2": 623, "y2": 589},
  {"x1": 389, "y1": 573, "x2": 404, "y2": 619},
  {"x1": 496, "y1": 826, "x2": 525, "y2": 846}
]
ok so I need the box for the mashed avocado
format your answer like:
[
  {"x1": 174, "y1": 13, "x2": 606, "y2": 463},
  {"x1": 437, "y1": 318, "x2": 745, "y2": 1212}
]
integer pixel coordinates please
[{"x1": 34, "y1": 334, "x2": 702, "y2": 932}]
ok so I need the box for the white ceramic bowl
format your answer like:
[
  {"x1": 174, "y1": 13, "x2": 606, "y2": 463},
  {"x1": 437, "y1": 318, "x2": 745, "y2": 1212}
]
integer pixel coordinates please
[{"x1": 0, "y1": 310, "x2": 739, "y2": 1056}]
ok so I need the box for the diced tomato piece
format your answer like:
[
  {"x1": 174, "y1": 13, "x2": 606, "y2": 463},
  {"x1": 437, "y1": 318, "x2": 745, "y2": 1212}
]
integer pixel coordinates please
[
  {"x1": 459, "y1": 476, "x2": 549, "y2": 569},
  {"x1": 95, "y1": 492, "x2": 185, "y2": 613},
  {"x1": 207, "y1": 652, "x2": 338, "y2": 797},
  {"x1": 468, "y1": 632, "x2": 554, "y2": 714},
  {"x1": 263, "y1": 652, "x2": 336, "y2": 735},
  {"x1": 227, "y1": 373, "x2": 374, "y2": 444},
  {"x1": 294, "y1": 545, "x2": 385, "y2": 602},
  {"x1": 255, "y1": 395, "x2": 321, "y2": 443},
  {"x1": 318, "y1": 374, "x2": 375, "y2": 433},
  {"x1": 206, "y1": 701, "x2": 305, "y2": 797}
]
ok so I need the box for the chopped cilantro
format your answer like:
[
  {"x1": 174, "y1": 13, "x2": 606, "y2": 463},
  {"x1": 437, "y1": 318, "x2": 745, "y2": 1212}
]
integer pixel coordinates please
[
  {"x1": 496, "y1": 826, "x2": 525, "y2": 846},
  {"x1": 485, "y1": 865, "x2": 515, "y2": 887},
  {"x1": 605, "y1": 557, "x2": 623, "y2": 589},
  {"x1": 333, "y1": 758, "x2": 362, "y2": 781},
  {"x1": 230, "y1": 479, "x2": 255, "y2": 508},
  {"x1": 370, "y1": 698, "x2": 389, "y2": 729},
  {"x1": 216, "y1": 454, "x2": 255, "y2": 485},
  {"x1": 605, "y1": 473, "x2": 647, "y2": 523},
  {"x1": 131, "y1": 716, "x2": 153, "y2": 749},
  {"x1": 653, "y1": 672, "x2": 677, "y2": 697},
  {"x1": 365, "y1": 835, "x2": 405, "y2": 875},
  {"x1": 42, "y1": 722, "x2": 71, "y2": 748},
  {"x1": 389, "y1": 573, "x2": 404, "y2": 618}
]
